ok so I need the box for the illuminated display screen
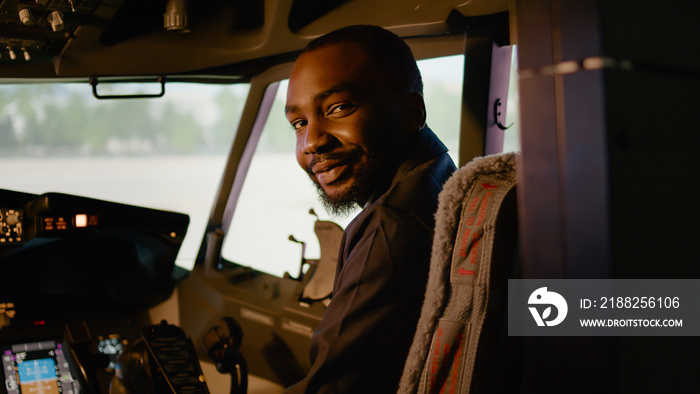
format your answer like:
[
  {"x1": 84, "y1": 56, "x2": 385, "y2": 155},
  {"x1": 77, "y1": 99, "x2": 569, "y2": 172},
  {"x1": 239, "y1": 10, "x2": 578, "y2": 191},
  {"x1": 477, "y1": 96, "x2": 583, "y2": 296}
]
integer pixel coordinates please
[{"x1": 1, "y1": 340, "x2": 80, "y2": 394}]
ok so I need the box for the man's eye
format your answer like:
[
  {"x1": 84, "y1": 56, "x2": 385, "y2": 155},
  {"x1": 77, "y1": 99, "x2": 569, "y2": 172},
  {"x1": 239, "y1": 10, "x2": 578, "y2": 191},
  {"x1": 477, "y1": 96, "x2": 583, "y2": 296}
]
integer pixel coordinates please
[
  {"x1": 291, "y1": 120, "x2": 307, "y2": 130},
  {"x1": 328, "y1": 103, "x2": 354, "y2": 115}
]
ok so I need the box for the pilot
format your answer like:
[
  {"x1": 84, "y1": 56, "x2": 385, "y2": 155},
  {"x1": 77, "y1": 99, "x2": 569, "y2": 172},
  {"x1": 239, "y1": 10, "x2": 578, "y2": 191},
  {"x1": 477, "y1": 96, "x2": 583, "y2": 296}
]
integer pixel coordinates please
[{"x1": 284, "y1": 25, "x2": 456, "y2": 393}]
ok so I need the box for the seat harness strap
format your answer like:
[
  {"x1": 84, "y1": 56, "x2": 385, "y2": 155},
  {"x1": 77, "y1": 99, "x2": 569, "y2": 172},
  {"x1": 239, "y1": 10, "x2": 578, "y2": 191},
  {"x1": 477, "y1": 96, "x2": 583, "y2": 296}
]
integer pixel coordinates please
[{"x1": 399, "y1": 152, "x2": 517, "y2": 394}]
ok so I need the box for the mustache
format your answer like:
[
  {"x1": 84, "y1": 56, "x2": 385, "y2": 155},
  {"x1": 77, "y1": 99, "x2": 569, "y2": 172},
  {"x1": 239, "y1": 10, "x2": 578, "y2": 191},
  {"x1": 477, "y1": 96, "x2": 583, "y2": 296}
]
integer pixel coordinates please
[{"x1": 305, "y1": 148, "x2": 361, "y2": 175}]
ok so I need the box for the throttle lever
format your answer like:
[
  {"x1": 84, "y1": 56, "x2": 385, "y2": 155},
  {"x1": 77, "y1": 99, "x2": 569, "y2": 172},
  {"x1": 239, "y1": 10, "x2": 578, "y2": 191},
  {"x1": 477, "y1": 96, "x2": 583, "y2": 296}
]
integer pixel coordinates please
[{"x1": 64, "y1": 320, "x2": 109, "y2": 393}]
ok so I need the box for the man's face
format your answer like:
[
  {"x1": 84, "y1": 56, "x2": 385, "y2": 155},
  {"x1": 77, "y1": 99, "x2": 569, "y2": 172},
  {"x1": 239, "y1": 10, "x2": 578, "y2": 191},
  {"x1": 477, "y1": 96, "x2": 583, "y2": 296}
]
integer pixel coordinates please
[{"x1": 285, "y1": 42, "x2": 404, "y2": 214}]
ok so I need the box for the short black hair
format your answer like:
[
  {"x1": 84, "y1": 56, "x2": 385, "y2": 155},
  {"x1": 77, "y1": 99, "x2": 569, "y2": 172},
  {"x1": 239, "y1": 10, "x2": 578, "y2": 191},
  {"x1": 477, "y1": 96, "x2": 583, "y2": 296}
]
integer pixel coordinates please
[{"x1": 302, "y1": 25, "x2": 423, "y2": 95}]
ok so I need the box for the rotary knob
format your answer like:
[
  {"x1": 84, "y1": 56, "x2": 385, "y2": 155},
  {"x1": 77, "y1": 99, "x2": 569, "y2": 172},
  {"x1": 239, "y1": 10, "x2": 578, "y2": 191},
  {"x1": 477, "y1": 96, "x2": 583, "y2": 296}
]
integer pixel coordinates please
[
  {"x1": 47, "y1": 10, "x2": 65, "y2": 32},
  {"x1": 6, "y1": 212, "x2": 20, "y2": 227},
  {"x1": 19, "y1": 8, "x2": 34, "y2": 25}
]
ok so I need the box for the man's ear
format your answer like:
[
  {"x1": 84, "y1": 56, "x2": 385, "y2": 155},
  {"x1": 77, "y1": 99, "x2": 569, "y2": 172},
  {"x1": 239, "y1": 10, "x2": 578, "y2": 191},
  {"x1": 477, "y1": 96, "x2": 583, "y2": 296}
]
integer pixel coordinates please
[{"x1": 402, "y1": 91, "x2": 427, "y2": 132}]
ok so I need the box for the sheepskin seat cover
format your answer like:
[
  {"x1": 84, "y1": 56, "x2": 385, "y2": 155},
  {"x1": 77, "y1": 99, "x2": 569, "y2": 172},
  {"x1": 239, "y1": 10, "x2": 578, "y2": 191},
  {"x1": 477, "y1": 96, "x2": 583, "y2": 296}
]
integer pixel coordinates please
[{"x1": 398, "y1": 152, "x2": 517, "y2": 393}]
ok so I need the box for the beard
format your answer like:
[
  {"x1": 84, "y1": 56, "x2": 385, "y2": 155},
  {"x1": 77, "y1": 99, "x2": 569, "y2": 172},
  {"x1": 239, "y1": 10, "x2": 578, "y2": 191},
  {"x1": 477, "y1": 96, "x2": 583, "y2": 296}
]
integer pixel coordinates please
[
  {"x1": 306, "y1": 146, "x2": 391, "y2": 217},
  {"x1": 304, "y1": 121, "x2": 405, "y2": 218},
  {"x1": 310, "y1": 152, "x2": 380, "y2": 217}
]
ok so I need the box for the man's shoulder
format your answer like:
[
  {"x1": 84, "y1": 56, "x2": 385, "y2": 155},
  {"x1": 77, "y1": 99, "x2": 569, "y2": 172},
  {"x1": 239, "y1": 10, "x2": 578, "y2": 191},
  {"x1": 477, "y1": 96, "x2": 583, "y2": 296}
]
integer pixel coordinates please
[
  {"x1": 348, "y1": 150, "x2": 456, "y2": 236},
  {"x1": 382, "y1": 151, "x2": 455, "y2": 222}
]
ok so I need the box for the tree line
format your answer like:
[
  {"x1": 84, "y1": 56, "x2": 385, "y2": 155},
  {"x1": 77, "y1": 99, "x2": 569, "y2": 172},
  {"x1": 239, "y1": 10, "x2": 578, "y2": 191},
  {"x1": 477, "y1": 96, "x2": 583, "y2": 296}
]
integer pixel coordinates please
[
  {"x1": 0, "y1": 80, "x2": 462, "y2": 157},
  {"x1": 0, "y1": 84, "x2": 249, "y2": 156}
]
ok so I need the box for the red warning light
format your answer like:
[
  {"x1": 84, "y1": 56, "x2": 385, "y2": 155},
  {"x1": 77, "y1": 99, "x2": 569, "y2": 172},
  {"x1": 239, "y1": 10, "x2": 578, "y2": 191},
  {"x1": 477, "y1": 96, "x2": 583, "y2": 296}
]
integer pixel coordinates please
[{"x1": 33, "y1": 320, "x2": 46, "y2": 326}]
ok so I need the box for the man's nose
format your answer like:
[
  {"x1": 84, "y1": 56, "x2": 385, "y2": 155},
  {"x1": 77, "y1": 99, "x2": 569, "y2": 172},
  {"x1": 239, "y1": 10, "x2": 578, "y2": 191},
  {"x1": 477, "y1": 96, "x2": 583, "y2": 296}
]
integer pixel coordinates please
[{"x1": 303, "y1": 118, "x2": 334, "y2": 154}]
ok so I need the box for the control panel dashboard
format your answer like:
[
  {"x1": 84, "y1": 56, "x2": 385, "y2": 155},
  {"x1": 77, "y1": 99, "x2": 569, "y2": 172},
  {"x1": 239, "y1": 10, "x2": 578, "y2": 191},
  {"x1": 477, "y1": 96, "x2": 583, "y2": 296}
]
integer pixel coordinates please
[
  {"x1": 0, "y1": 189, "x2": 190, "y2": 307},
  {"x1": 0, "y1": 207, "x2": 101, "y2": 246},
  {"x1": 0, "y1": 188, "x2": 192, "y2": 392},
  {"x1": 1, "y1": 189, "x2": 183, "y2": 246},
  {"x1": 0, "y1": 296, "x2": 151, "y2": 394}
]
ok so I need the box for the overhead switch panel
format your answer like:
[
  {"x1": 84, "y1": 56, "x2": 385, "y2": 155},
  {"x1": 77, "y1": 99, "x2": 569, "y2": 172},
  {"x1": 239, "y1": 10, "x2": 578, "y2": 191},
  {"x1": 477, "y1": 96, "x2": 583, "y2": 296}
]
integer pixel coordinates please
[{"x1": 0, "y1": 0, "x2": 103, "y2": 67}]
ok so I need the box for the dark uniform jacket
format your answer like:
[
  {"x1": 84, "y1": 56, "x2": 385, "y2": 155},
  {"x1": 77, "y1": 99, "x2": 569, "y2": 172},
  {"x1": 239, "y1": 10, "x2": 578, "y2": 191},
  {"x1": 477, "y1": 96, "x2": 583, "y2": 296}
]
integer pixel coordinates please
[{"x1": 286, "y1": 127, "x2": 456, "y2": 393}]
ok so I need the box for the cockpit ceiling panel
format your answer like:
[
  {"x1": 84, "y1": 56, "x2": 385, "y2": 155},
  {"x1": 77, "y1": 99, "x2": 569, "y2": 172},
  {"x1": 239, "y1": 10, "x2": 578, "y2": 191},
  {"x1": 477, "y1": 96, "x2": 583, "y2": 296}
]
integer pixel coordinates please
[
  {"x1": 291, "y1": 0, "x2": 509, "y2": 37},
  {"x1": 0, "y1": 0, "x2": 508, "y2": 79}
]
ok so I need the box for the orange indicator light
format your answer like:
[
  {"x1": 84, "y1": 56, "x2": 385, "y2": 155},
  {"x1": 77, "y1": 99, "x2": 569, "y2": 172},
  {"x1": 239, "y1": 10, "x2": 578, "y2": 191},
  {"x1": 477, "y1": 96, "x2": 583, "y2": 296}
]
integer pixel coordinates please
[{"x1": 75, "y1": 214, "x2": 88, "y2": 228}]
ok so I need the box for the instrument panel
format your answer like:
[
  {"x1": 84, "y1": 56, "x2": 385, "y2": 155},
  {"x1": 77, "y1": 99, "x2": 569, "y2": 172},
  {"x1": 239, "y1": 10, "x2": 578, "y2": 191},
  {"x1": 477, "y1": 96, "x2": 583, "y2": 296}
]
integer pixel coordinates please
[
  {"x1": 0, "y1": 189, "x2": 191, "y2": 393},
  {"x1": 0, "y1": 209, "x2": 23, "y2": 245},
  {"x1": 0, "y1": 189, "x2": 189, "y2": 306}
]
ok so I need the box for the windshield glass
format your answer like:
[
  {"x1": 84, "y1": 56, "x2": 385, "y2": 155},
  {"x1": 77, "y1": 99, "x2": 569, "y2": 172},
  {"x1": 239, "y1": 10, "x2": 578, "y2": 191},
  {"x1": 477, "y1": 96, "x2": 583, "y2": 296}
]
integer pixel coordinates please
[{"x1": 0, "y1": 82, "x2": 250, "y2": 270}]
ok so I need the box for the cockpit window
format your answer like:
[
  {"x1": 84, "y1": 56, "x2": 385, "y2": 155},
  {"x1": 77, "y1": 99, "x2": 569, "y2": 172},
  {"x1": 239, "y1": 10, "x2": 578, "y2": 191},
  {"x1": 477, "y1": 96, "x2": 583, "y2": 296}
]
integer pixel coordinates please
[
  {"x1": 0, "y1": 82, "x2": 250, "y2": 270},
  {"x1": 220, "y1": 54, "x2": 521, "y2": 277}
]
